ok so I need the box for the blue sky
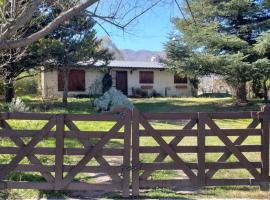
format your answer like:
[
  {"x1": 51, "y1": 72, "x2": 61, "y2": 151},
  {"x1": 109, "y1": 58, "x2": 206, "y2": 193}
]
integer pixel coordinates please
[{"x1": 95, "y1": 1, "x2": 180, "y2": 52}]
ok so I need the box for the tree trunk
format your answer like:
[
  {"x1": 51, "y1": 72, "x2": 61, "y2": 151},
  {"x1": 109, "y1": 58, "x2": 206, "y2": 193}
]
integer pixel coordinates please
[
  {"x1": 4, "y1": 77, "x2": 14, "y2": 103},
  {"x1": 234, "y1": 82, "x2": 248, "y2": 103},
  {"x1": 263, "y1": 79, "x2": 268, "y2": 102},
  {"x1": 62, "y1": 69, "x2": 69, "y2": 106}
]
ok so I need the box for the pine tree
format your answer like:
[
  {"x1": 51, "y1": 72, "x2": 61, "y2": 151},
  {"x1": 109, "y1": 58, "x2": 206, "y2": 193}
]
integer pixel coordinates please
[
  {"x1": 36, "y1": 15, "x2": 112, "y2": 106},
  {"x1": 165, "y1": 0, "x2": 270, "y2": 103}
]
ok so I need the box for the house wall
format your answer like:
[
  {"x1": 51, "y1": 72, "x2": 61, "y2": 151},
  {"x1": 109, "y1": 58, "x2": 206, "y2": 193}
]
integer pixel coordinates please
[
  {"x1": 111, "y1": 69, "x2": 191, "y2": 97},
  {"x1": 41, "y1": 68, "x2": 192, "y2": 98},
  {"x1": 41, "y1": 69, "x2": 103, "y2": 98}
]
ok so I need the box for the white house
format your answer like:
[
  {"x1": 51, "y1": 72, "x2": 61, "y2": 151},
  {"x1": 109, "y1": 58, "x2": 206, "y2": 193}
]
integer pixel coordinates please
[{"x1": 41, "y1": 60, "x2": 192, "y2": 98}]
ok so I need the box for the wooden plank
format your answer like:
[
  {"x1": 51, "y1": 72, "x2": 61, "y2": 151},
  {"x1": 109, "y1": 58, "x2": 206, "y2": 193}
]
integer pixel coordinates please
[
  {"x1": 143, "y1": 112, "x2": 198, "y2": 120},
  {"x1": 65, "y1": 114, "x2": 120, "y2": 121},
  {"x1": 122, "y1": 110, "x2": 131, "y2": 197},
  {"x1": 0, "y1": 164, "x2": 129, "y2": 173},
  {"x1": 2, "y1": 181, "x2": 122, "y2": 191},
  {"x1": 0, "y1": 128, "x2": 259, "y2": 138},
  {"x1": 138, "y1": 145, "x2": 262, "y2": 154},
  {"x1": 65, "y1": 119, "x2": 122, "y2": 182},
  {"x1": 139, "y1": 112, "x2": 197, "y2": 184},
  {"x1": 139, "y1": 129, "x2": 197, "y2": 136},
  {"x1": 259, "y1": 106, "x2": 270, "y2": 191},
  {"x1": 139, "y1": 129, "x2": 261, "y2": 137},
  {"x1": 140, "y1": 162, "x2": 262, "y2": 170},
  {"x1": 0, "y1": 147, "x2": 122, "y2": 155},
  {"x1": 0, "y1": 117, "x2": 56, "y2": 180},
  {"x1": 0, "y1": 112, "x2": 53, "y2": 120},
  {"x1": 206, "y1": 112, "x2": 258, "y2": 119},
  {"x1": 65, "y1": 131, "x2": 125, "y2": 139},
  {"x1": 0, "y1": 164, "x2": 55, "y2": 172},
  {"x1": 204, "y1": 129, "x2": 261, "y2": 136},
  {"x1": 55, "y1": 115, "x2": 65, "y2": 190},
  {"x1": 0, "y1": 130, "x2": 125, "y2": 139},
  {"x1": 206, "y1": 118, "x2": 260, "y2": 178},
  {"x1": 132, "y1": 108, "x2": 140, "y2": 196},
  {"x1": 61, "y1": 117, "x2": 125, "y2": 188},
  {"x1": 204, "y1": 116, "x2": 261, "y2": 180},
  {"x1": 206, "y1": 179, "x2": 259, "y2": 186},
  {"x1": 197, "y1": 113, "x2": 206, "y2": 187},
  {"x1": 139, "y1": 179, "x2": 194, "y2": 189}
]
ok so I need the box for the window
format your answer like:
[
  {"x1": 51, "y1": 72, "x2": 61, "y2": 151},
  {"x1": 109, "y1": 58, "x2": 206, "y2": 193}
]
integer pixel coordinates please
[
  {"x1": 140, "y1": 71, "x2": 154, "y2": 84},
  {"x1": 58, "y1": 69, "x2": 85, "y2": 91},
  {"x1": 174, "y1": 74, "x2": 187, "y2": 84}
]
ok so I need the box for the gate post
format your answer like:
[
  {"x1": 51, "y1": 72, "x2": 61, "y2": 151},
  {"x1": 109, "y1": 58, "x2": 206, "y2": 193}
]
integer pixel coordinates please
[
  {"x1": 197, "y1": 113, "x2": 206, "y2": 187},
  {"x1": 260, "y1": 105, "x2": 270, "y2": 191},
  {"x1": 55, "y1": 114, "x2": 65, "y2": 190},
  {"x1": 132, "y1": 108, "x2": 140, "y2": 196},
  {"x1": 122, "y1": 109, "x2": 132, "y2": 197}
]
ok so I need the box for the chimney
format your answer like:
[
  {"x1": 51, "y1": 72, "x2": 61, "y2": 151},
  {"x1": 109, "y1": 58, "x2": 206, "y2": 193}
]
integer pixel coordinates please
[{"x1": 151, "y1": 56, "x2": 157, "y2": 62}]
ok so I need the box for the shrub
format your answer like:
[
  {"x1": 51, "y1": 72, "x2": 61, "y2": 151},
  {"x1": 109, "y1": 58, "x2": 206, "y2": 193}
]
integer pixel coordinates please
[
  {"x1": 89, "y1": 78, "x2": 103, "y2": 98},
  {"x1": 0, "y1": 79, "x2": 4, "y2": 96},
  {"x1": 132, "y1": 88, "x2": 148, "y2": 98},
  {"x1": 14, "y1": 76, "x2": 39, "y2": 95},
  {"x1": 132, "y1": 88, "x2": 162, "y2": 98},
  {"x1": 151, "y1": 90, "x2": 162, "y2": 97},
  {"x1": 8, "y1": 97, "x2": 29, "y2": 112},
  {"x1": 198, "y1": 93, "x2": 232, "y2": 98},
  {"x1": 94, "y1": 88, "x2": 134, "y2": 111}
]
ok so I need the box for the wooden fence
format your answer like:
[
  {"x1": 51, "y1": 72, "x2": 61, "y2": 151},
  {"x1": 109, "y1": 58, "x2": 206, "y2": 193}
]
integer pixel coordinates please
[
  {"x1": 0, "y1": 107, "x2": 269, "y2": 197},
  {"x1": 0, "y1": 109, "x2": 131, "y2": 197}
]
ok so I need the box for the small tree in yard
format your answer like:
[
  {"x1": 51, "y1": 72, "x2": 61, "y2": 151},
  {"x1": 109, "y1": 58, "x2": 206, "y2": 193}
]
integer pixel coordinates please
[{"x1": 36, "y1": 15, "x2": 112, "y2": 106}]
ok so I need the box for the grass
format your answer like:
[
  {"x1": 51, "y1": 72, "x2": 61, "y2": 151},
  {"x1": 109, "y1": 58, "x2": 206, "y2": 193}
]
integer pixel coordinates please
[{"x1": 0, "y1": 96, "x2": 269, "y2": 199}]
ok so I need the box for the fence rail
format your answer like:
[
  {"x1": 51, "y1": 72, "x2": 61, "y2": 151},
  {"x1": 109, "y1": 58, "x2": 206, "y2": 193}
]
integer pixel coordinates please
[{"x1": 0, "y1": 106, "x2": 269, "y2": 197}]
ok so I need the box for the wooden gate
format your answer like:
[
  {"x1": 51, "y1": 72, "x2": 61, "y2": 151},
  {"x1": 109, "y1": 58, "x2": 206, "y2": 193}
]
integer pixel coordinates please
[
  {"x1": 0, "y1": 107, "x2": 269, "y2": 197},
  {"x1": 0, "y1": 109, "x2": 131, "y2": 197},
  {"x1": 131, "y1": 107, "x2": 270, "y2": 196}
]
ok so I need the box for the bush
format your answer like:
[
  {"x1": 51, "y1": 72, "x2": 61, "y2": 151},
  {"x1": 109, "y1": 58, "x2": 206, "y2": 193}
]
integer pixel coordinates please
[
  {"x1": 89, "y1": 78, "x2": 103, "y2": 98},
  {"x1": 132, "y1": 88, "x2": 148, "y2": 98},
  {"x1": 74, "y1": 94, "x2": 90, "y2": 98},
  {"x1": 132, "y1": 88, "x2": 162, "y2": 98},
  {"x1": 14, "y1": 76, "x2": 39, "y2": 95},
  {"x1": 0, "y1": 80, "x2": 4, "y2": 96},
  {"x1": 8, "y1": 97, "x2": 29, "y2": 112},
  {"x1": 94, "y1": 88, "x2": 134, "y2": 111},
  {"x1": 151, "y1": 90, "x2": 162, "y2": 97},
  {"x1": 198, "y1": 93, "x2": 232, "y2": 98}
]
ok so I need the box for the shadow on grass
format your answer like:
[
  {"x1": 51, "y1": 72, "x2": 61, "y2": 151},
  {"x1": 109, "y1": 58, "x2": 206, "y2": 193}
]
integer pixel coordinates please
[{"x1": 134, "y1": 100, "x2": 263, "y2": 113}]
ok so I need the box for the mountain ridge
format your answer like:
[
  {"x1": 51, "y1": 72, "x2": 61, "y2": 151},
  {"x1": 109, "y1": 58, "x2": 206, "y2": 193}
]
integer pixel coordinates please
[{"x1": 120, "y1": 49, "x2": 166, "y2": 61}]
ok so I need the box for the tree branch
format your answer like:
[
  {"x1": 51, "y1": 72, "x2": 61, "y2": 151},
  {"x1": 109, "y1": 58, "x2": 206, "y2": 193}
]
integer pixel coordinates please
[
  {"x1": 0, "y1": 0, "x2": 99, "y2": 50},
  {"x1": 1, "y1": 0, "x2": 43, "y2": 39}
]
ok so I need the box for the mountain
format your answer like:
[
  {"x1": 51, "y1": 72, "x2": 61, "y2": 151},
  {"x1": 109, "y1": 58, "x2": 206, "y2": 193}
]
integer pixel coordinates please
[{"x1": 120, "y1": 49, "x2": 166, "y2": 62}]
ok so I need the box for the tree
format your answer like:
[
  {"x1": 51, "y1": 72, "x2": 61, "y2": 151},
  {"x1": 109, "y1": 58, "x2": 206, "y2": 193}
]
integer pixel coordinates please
[
  {"x1": 36, "y1": 15, "x2": 112, "y2": 105},
  {"x1": 165, "y1": 0, "x2": 270, "y2": 103},
  {"x1": 0, "y1": 47, "x2": 40, "y2": 102},
  {"x1": 0, "y1": 0, "x2": 163, "y2": 50},
  {"x1": 253, "y1": 31, "x2": 270, "y2": 101},
  {"x1": 0, "y1": 1, "x2": 67, "y2": 102}
]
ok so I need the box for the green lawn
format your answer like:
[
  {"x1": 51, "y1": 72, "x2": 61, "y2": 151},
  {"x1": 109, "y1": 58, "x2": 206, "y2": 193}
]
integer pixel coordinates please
[{"x1": 0, "y1": 96, "x2": 269, "y2": 199}]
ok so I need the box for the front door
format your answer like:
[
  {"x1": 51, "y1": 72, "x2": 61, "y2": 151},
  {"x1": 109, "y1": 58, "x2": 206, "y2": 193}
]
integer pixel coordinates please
[{"x1": 116, "y1": 71, "x2": 128, "y2": 95}]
